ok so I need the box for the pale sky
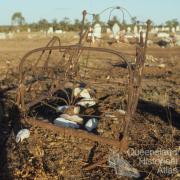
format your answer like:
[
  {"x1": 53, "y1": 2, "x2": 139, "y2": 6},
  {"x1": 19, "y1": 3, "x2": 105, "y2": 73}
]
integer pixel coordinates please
[{"x1": 0, "y1": 0, "x2": 179, "y2": 25}]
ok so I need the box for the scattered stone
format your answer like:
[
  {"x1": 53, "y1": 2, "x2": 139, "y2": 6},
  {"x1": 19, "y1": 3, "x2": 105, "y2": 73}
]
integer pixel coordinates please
[
  {"x1": 57, "y1": 105, "x2": 80, "y2": 115},
  {"x1": 74, "y1": 87, "x2": 96, "y2": 107},
  {"x1": 77, "y1": 98, "x2": 96, "y2": 107},
  {"x1": 74, "y1": 88, "x2": 91, "y2": 99},
  {"x1": 16, "y1": 129, "x2": 30, "y2": 143},
  {"x1": 108, "y1": 152, "x2": 140, "y2": 178},
  {"x1": 56, "y1": 105, "x2": 69, "y2": 112},
  {"x1": 158, "y1": 64, "x2": 166, "y2": 68},
  {"x1": 157, "y1": 32, "x2": 170, "y2": 38},
  {"x1": 146, "y1": 55, "x2": 158, "y2": 63},
  {"x1": 157, "y1": 38, "x2": 171, "y2": 48},
  {"x1": 85, "y1": 118, "x2": 98, "y2": 132},
  {"x1": 54, "y1": 117, "x2": 80, "y2": 129},
  {"x1": 60, "y1": 114, "x2": 83, "y2": 124},
  {"x1": 118, "y1": 109, "x2": 126, "y2": 115}
]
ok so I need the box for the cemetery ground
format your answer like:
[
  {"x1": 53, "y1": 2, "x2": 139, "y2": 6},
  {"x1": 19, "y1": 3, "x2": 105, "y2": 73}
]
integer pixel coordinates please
[{"x1": 0, "y1": 35, "x2": 179, "y2": 179}]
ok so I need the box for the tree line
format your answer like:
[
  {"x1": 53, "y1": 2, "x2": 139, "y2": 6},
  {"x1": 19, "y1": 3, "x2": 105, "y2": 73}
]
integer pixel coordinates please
[{"x1": 0, "y1": 12, "x2": 179, "y2": 32}]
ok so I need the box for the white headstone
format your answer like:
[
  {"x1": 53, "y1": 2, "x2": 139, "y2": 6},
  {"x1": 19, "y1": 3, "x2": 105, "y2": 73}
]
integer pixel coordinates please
[
  {"x1": 55, "y1": 30, "x2": 63, "y2": 34},
  {"x1": 155, "y1": 27, "x2": 159, "y2": 32},
  {"x1": 27, "y1": 28, "x2": 31, "y2": 33},
  {"x1": 8, "y1": 32, "x2": 14, "y2": 39},
  {"x1": 87, "y1": 27, "x2": 94, "y2": 42},
  {"x1": 165, "y1": 27, "x2": 170, "y2": 32},
  {"x1": 133, "y1": 25, "x2": 138, "y2": 34},
  {"x1": 150, "y1": 28, "x2": 157, "y2": 34},
  {"x1": 139, "y1": 26, "x2": 143, "y2": 32},
  {"x1": 176, "y1": 40, "x2": 180, "y2": 46},
  {"x1": 162, "y1": 27, "x2": 165, "y2": 31},
  {"x1": 112, "y1": 23, "x2": 120, "y2": 39},
  {"x1": 93, "y1": 23, "x2": 101, "y2": 38},
  {"x1": 171, "y1": 27, "x2": 176, "y2": 33},
  {"x1": 176, "y1": 26, "x2": 180, "y2": 32},
  {"x1": 47, "y1": 27, "x2": 54, "y2": 34},
  {"x1": 106, "y1": 28, "x2": 112, "y2": 34},
  {"x1": 119, "y1": 29, "x2": 126, "y2": 40},
  {"x1": 157, "y1": 32, "x2": 170, "y2": 38},
  {"x1": 0, "y1": 33, "x2": 6, "y2": 39},
  {"x1": 127, "y1": 27, "x2": 131, "y2": 33}
]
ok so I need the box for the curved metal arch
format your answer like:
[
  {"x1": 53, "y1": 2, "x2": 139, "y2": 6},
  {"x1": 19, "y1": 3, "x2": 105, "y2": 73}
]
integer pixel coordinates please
[{"x1": 19, "y1": 45, "x2": 133, "y2": 82}]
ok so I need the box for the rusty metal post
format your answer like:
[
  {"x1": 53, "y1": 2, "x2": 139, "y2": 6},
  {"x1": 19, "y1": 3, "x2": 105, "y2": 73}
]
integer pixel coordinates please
[
  {"x1": 79, "y1": 10, "x2": 87, "y2": 45},
  {"x1": 122, "y1": 20, "x2": 151, "y2": 143},
  {"x1": 143, "y1": 20, "x2": 152, "y2": 59}
]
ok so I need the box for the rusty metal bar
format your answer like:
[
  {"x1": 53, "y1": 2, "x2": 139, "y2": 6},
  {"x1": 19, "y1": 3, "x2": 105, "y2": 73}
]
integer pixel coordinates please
[
  {"x1": 15, "y1": 7, "x2": 151, "y2": 151},
  {"x1": 79, "y1": 10, "x2": 87, "y2": 45},
  {"x1": 28, "y1": 118, "x2": 123, "y2": 149},
  {"x1": 19, "y1": 45, "x2": 131, "y2": 74}
]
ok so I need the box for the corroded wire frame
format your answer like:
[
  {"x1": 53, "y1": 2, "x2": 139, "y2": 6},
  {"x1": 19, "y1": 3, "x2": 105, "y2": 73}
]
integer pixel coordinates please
[
  {"x1": 16, "y1": 45, "x2": 132, "y2": 148},
  {"x1": 16, "y1": 11, "x2": 151, "y2": 149}
]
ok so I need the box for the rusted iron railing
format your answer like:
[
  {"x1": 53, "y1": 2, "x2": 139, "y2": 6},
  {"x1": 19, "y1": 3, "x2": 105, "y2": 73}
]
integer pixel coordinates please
[{"x1": 16, "y1": 9, "x2": 151, "y2": 150}]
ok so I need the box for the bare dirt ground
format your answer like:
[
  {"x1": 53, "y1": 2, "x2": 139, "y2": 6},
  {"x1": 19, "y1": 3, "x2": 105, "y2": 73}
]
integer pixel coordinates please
[{"x1": 0, "y1": 37, "x2": 179, "y2": 179}]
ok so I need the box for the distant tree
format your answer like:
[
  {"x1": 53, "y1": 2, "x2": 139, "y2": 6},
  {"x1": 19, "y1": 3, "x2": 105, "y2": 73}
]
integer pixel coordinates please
[
  {"x1": 131, "y1": 16, "x2": 137, "y2": 25},
  {"x1": 84, "y1": 19, "x2": 91, "y2": 29},
  {"x1": 165, "y1": 19, "x2": 179, "y2": 27},
  {"x1": 107, "y1": 16, "x2": 120, "y2": 28},
  {"x1": 93, "y1": 14, "x2": 100, "y2": 24},
  {"x1": 52, "y1": 19, "x2": 59, "y2": 30},
  {"x1": 92, "y1": 14, "x2": 105, "y2": 27},
  {"x1": 11, "y1": 12, "x2": 25, "y2": 26},
  {"x1": 38, "y1": 19, "x2": 49, "y2": 31},
  {"x1": 59, "y1": 17, "x2": 71, "y2": 30},
  {"x1": 29, "y1": 23, "x2": 39, "y2": 31},
  {"x1": 73, "y1": 19, "x2": 81, "y2": 31}
]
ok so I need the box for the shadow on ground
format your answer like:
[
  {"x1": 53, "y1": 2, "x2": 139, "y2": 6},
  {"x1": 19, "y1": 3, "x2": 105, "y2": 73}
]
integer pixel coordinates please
[
  {"x1": 0, "y1": 94, "x2": 22, "y2": 180},
  {"x1": 137, "y1": 99, "x2": 180, "y2": 130}
]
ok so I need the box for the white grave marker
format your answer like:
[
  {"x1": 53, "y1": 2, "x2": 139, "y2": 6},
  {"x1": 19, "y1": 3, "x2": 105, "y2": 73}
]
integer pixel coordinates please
[
  {"x1": 133, "y1": 25, "x2": 138, "y2": 34},
  {"x1": 93, "y1": 24, "x2": 101, "y2": 38},
  {"x1": 8, "y1": 32, "x2": 14, "y2": 39},
  {"x1": 0, "y1": 33, "x2": 6, "y2": 39},
  {"x1": 47, "y1": 27, "x2": 54, "y2": 34},
  {"x1": 162, "y1": 27, "x2": 165, "y2": 31},
  {"x1": 150, "y1": 28, "x2": 157, "y2": 34},
  {"x1": 176, "y1": 26, "x2": 180, "y2": 32},
  {"x1": 112, "y1": 23, "x2": 120, "y2": 39},
  {"x1": 106, "y1": 28, "x2": 112, "y2": 34},
  {"x1": 157, "y1": 32, "x2": 170, "y2": 38},
  {"x1": 27, "y1": 28, "x2": 31, "y2": 33},
  {"x1": 139, "y1": 26, "x2": 143, "y2": 32},
  {"x1": 155, "y1": 27, "x2": 159, "y2": 32},
  {"x1": 127, "y1": 27, "x2": 131, "y2": 33},
  {"x1": 55, "y1": 30, "x2": 63, "y2": 34},
  {"x1": 164, "y1": 27, "x2": 170, "y2": 32},
  {"x1": 171, "y1": 27, "x2": 176, "y2": 33}
]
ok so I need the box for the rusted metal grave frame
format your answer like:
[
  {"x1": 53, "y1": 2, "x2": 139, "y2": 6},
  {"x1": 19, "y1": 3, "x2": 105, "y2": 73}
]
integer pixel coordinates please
[{"x1": 16, "y1": 10, "x2": 151, "y2": 150}]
